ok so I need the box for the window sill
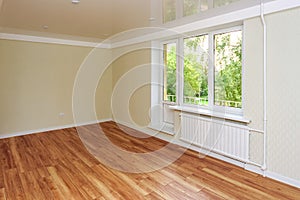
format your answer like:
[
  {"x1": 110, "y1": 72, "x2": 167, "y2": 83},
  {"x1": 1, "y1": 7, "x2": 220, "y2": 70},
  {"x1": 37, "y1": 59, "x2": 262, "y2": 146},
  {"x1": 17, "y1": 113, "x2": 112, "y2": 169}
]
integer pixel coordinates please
[
  {"x1": 169, "y1": 105, "x2": 250, "y2": 124},
  {"x1": 162, "y1": 101, "x2": 177, "y2": 106}
]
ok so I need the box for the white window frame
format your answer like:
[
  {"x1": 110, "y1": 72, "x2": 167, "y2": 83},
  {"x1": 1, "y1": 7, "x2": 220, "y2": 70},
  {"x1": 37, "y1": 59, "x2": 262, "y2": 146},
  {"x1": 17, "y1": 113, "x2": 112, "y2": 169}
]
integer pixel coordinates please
[
  {"x1": 211, "y1": 26, "x2": 244, "y2": 115},
  {"x1": 159, "y1": 26, "x2": 244, "y2": 116},
  {"x1": 160, "y1": 40, "x2": 179, "y2": 127},
  {"x1": 181, "y1": 33, "x2": 210, "y2": 109},
  {"x1": 161, "y1": 39, "x2": 179, "y2": 105}
]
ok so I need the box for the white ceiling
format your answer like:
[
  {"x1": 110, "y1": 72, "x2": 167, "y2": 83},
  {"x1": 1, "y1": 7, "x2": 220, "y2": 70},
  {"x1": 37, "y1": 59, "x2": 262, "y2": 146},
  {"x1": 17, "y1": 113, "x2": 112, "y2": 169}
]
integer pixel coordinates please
[{"x1": 0, "y1": 0, "x2": 151, "y2": 40}]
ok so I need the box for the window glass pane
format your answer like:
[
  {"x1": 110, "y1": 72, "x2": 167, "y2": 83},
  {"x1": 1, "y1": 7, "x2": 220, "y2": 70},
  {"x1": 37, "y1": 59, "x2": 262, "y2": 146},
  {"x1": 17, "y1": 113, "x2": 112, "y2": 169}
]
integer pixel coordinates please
[
  {"x1": 183, "y1": 35, "x2": 209, "y2": 106},
  {"x1": 183, "y1": 0, "x2": 200, "y2": 17},
  {"x1": 183, "y1": 0, "x2": 209, "y2": 17},
  {"x1": 200, "y1": 0, "x2": 209, "y2": 11},
  {"x1": 163, "y1": 0, "x2": 176, "y2": 23},
  {"x1": 213, "y1": 0, "x2": 239, "y2": 8},
  {"x1": 163, "y1": 43, "x2": 177, "y2": 102},
  {"x1": 214, "y1": 30, "x2": 242, "y2": 108}
]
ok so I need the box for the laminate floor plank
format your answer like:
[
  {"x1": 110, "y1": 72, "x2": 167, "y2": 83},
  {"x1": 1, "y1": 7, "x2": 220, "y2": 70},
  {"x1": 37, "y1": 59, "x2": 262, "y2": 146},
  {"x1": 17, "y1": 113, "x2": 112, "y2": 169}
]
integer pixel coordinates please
[
  {"x1": 3, "y1": 168, "x2": 25, "y2": 200},
  {"x1": 0, "y1": 121, "x2": 299, "y2": 200},
  {"x1": 19, "y1": 170, "x2": 46, "y2": 200},
  {"x1": 0, "y1": 188, "x2": 6, "y2": 200}
]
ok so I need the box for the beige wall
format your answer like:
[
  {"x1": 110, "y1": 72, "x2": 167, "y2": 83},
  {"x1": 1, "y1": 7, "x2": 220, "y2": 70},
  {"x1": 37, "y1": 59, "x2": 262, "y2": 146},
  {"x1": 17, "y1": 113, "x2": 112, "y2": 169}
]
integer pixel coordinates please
[
  {"x1": 96, "y1": 66, "x2": 113, "y2": 120},
  {"x1": 111, "y1": 42, "x2": 151, "y2": 127},
  {"x1": 0, "y1": 39, "x2": 112, "y2": 135},
  {"x1": 72, "y1": 47, "x2": 112, "y2": 124}
]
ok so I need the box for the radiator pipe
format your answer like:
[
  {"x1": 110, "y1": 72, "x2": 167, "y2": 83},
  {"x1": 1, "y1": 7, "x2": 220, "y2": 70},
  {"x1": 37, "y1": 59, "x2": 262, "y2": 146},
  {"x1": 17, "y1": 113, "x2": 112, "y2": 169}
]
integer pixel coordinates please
[
  {"x1": 260, "y1": 0, "x2": 268, "y2": 175},
  {"x1": 246, "y1": 0, "x2": 268, "y2": 176}
]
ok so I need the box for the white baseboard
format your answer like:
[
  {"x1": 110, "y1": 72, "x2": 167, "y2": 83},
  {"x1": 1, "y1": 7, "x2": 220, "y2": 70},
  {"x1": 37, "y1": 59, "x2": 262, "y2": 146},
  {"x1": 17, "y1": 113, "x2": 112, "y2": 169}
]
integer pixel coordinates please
[
  {"x1": 245, "y1": 163, "x2": 264, "y2": 175},
  {"x1": 238, "y1": 160, "x2": 300, "y2": 189},
  {"x1": 265, "y1": 171, "x2": 300, "y2": 189},
  {"x1": 0, "y1": 118, "x2": 112, "y2": 139}
]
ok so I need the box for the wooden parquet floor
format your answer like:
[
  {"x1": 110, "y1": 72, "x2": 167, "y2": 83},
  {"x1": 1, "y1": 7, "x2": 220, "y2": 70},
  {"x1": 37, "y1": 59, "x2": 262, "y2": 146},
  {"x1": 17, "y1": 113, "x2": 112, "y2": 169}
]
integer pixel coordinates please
[{"x1": 0, "y1": 121, "x2": 299, "y2": 200}]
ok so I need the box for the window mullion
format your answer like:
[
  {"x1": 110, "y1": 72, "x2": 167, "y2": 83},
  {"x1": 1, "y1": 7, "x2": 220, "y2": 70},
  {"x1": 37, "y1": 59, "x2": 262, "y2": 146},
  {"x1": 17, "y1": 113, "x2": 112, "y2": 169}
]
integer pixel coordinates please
[
  {"x1": 208, "y1": 33, "x2": 214, "y2": 109},
  {"x1": 208, "y1": 0, "x2": 214, "y2": 9},
  {"x1": 177, "y1": 38, "x2": 184, "y2": 106}
]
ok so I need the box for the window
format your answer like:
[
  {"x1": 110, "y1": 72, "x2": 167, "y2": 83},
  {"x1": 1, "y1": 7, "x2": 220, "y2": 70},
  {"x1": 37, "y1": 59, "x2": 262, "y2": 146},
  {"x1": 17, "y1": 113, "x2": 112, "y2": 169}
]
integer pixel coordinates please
[
  {"x1": 183, "y1": 0, "x2": 200, "y2": 17},
  {"x1": 160, "y1": 27, "x2": 243, "y2": 114},
  {"x1": 183, "y1": 35, "x2": 209, "y2": 106},
  {"x1": 213, "y1": 0, "x2": 239, "y2": 8},
  {"x1": 214, "y1": 31, "x2": 242, "y2": 108},
  {"x1": 183, "y1": 0, "x2": 208, "y2": 17},
  {"x1": 162, "y1": 42, "x2": 177, "y2": 126},
  {"x1": 163, "y1": 0, "x2": 239, "y2": 23},
  {"x1": 163, "y1": 42, "x2": 177, "y2": 103},
  {"x1": 163, "y1": 0, "x2": 177, "y2": 23}
]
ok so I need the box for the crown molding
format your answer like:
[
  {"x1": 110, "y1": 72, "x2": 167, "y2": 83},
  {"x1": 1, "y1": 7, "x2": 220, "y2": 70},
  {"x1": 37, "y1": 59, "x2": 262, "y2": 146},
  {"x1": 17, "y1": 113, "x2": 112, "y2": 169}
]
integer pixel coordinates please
[{"x1": 0, "y1": 32, "x2": 111, "y2": 49}]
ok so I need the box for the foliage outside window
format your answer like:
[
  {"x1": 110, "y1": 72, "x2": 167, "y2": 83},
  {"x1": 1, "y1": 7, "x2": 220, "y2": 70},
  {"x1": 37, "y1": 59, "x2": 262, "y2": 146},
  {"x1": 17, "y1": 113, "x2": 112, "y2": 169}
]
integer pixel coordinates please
[
  {"x1": 163, "y1": 0, "x2": 176, "y2": 23},
  {"x1": 163, "y1": 0, "x2": 239, "y2": 23},
  {"x1": 213, "y1": 0, "x2": 239, "y2": 8},
  {"x1": 183, "y1": 0, "x2": 209, "y2": 17},
  {"x1": 214, "y1": 31, "x2": 242, "y2": 108},
  {"x1": 184, "y1": 35, "x2": 209, "y2": 106},
  {"x1": 163, "y1": 43, "x2": 177, "y2": 103},
  {"x1": 183, "y1": 0, "x2": 200, "y2": 17}
]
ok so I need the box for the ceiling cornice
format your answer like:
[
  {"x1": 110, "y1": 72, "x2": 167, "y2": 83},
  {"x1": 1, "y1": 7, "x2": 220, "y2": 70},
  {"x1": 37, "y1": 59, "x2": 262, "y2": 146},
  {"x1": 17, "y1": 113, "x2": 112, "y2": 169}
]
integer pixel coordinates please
[
  {"x1": 0, "y1": 32, "x2": 111, "y2": 48},
  {"x1": 0, "y1": 0, "x2": 299, "y2": 49}
]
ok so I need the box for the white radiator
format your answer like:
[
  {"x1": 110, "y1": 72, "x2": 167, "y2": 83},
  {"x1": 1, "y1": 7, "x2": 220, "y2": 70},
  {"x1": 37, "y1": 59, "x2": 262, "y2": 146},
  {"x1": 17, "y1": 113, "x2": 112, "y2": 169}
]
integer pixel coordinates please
[{"x1": 180, "y1": 113, "x2": 249, "y2": 162}]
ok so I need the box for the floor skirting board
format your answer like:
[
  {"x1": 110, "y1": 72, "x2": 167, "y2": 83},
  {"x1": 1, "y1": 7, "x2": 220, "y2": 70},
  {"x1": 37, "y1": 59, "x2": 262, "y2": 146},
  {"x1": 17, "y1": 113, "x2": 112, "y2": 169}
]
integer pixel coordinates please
[
  {"x1": 245, "y1": 164, "x2": 300, "y2": 189},
  {"x1": 0, "y1": 118, "x2": 112, "y2": 139}
]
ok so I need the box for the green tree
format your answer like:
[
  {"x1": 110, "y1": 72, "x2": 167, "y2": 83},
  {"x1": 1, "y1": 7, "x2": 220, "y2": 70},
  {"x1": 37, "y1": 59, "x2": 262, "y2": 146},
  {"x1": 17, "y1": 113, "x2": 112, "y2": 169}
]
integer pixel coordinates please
[
  {"x1": 184, "y1": 0, "x2": 200, "y2": 17},
  {"x1": 214, "y1": 32, "x2": 242, "y2": 107},
  {"x1": 165, "y1": 45, "x2": 177, "y2": 99},
  {"x1": 184, "y1": 36, "x2": 208, "y2": 101},
  {"x1": 164, "y1": 0, "x2": 176, "y2": 22}
]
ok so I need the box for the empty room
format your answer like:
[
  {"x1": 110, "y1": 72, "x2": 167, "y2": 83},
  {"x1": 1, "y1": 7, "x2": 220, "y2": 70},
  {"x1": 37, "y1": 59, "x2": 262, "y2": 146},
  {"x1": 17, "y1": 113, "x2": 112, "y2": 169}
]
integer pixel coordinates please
[{"x1": 1, "y1": 0, "x2": 300, "y2": 199}]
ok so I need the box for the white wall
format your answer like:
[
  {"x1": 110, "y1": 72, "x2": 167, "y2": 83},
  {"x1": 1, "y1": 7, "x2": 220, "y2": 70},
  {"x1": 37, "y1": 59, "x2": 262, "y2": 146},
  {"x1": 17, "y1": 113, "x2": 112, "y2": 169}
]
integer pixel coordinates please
[
  {"x1": 243, "y1": 7, "x2": 300, "y2": 182},
  {"x1": 266, "y1": 7, "x2": 300, "y2": 181}
]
